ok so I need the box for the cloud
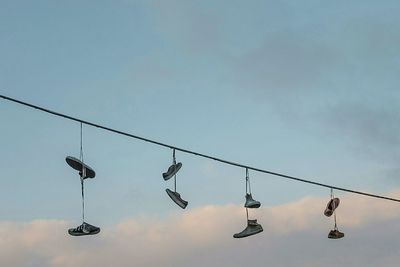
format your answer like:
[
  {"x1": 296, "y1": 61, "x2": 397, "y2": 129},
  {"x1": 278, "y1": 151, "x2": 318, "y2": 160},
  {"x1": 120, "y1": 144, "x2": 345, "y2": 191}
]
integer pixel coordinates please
[
  {"x1": 321, "y1": 100, "x2": 400, "y2": 164},
  {"x1": 2, "y1": 190, "x2": 400, "y2": 267}
]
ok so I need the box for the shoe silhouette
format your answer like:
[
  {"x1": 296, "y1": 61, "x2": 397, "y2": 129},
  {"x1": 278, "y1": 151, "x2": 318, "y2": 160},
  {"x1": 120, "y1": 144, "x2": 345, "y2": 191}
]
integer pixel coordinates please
[
  {"x1": 163, "y1": 162, "x2": 182, "y2": 181},
  {"x1": 66, "y1": 156, "x2": 96, "y2": 179},
  {"x1": 166, "y1": 188, "x2": 188, "y2": 209},
  {"x1": 324, "y1": 198, "x2": 340, "y2": 217},
  {"x1": 244, "y1": 193, "x2": 261, "y2": 208},
  {"x1": 233, "y1": 219, "x2": 263, "y2": 238},
  {"x1": 68, "y1": 222, "x2": 100, "y2": 236},
  {"x1": 328, "y1": 229, "x2": 344, "y2": 239}
]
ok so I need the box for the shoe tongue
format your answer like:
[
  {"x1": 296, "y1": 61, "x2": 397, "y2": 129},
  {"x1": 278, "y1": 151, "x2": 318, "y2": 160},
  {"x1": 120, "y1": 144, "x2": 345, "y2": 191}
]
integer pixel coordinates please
[{"x1": 248, "y1": 219, "x2": 257, "y2": 224}]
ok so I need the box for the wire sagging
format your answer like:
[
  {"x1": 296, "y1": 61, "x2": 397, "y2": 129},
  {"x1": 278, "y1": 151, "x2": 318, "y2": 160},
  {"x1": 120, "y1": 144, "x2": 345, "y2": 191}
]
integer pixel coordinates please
[{"x1": 1, "y1": 94, "x2": 399, "y2": 203}]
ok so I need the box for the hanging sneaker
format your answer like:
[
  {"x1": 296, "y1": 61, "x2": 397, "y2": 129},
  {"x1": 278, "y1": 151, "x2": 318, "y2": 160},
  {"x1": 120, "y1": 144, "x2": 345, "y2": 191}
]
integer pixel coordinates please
[
  {"x1": 244, "y1": 193, "x2": 261, "y2": 208},
  {"x1": 68, "y1": 222, "x2": 100, "y2": 236},
  {"x1": 162, "y1": 162, "x2": 182, "y2": 181},
  {"x1": 324, "y1": 198, "x2": 340, "y2": 217},
  {"x1": 166, "y1": 188, "x2": 188, "y2": 209},
  {"x1": 233, "y1": 219, "x2": 263, "y2": 238},
  {"x1": 66, "y1": 156, "x2": 96, "y2": 179},
  {"x1": 328, "y1": 229, "x2": 344, "y2": 239}
]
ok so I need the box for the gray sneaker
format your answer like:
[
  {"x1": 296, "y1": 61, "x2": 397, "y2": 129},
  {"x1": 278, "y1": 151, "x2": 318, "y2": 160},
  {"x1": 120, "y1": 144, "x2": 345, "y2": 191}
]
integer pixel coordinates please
[
  {"x1": 68, "y1": 222, "x2": 100, "y2": 236},
  {"x1": 166, "y1": 188, "x2": 188, "y2": 209},
  {"x1": 324, "y1": 198, "x2": 340, "y2": 217},
  {"x1": 162, "y1": 162, "x2": 182, "y2": 181},
  {"x1": 66, "y1": 156, "x2": 96, "y2": 179},
  {"x1": 328, "y1": 229, "x2": 344, "y2": 239},
  {"x1": 244, "y1": 193, "x2": 261, "y2": 208},
  {"x1": 233, "y1": 219, "x2": 263, "y2": 238}
]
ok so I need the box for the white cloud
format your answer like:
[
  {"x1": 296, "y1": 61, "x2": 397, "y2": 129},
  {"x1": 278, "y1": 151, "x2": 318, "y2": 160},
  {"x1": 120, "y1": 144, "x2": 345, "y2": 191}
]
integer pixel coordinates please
[{"x1": 1, "y1": 190, "x2": 400, "y2": 267}]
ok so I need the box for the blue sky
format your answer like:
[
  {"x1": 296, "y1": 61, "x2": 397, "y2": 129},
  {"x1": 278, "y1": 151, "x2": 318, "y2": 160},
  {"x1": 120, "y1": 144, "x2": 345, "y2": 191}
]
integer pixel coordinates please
[{"x1": 1, "y1": 1, "x2": 400, "y2": 266}]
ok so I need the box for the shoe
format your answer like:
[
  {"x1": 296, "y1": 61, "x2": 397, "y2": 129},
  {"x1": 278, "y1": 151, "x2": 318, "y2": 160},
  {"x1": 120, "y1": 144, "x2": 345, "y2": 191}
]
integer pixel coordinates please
[
  {"x1": 66, "y1": 156, "x2": 96, "y2": 179},
  {"x1": 166, "y1": 188, "x2": 188, "y2": 209},
  {"x1": 328, "y1": 229, "x2": 344, "y2": 239},
  {"x1": 162, "y1": 163, "x2": 182, "y2": 181},
  {"x1": 233, "y1": 219, "x2": 263, "y2": 238},
  {"x1": 324, "y1": 198, "x2": 340, "y2": 217},
  {"x1": 244, "y1": 193, "x2": 261, "y2": 208},
  {"x1": 68, "y1": 222, "x2": 100, "y2": 236}
]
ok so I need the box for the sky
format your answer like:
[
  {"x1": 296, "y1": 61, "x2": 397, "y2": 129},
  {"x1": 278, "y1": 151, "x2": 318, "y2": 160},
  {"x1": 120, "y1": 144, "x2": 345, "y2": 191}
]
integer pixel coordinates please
[{"x1": 1, "y1": 0, "x2": 400, "y2": 266}]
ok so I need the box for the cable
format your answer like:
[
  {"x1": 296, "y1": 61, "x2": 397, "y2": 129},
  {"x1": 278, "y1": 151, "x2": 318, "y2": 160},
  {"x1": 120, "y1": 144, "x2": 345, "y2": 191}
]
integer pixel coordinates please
[{"x1": 1, "y1": 94, "x2": 400, "y2": 203}]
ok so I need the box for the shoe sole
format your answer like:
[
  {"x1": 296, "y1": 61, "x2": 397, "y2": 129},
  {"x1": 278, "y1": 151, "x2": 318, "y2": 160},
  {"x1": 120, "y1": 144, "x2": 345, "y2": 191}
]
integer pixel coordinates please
[
  {"x1": 245, "y1": 202, "x2": 261, "y2": 208},
  {"x1": 68, "y1": 228, "x2": 101, "y2": 236},
  {"x1": 66, "y1": 156, "x2": 96, "y2": 179},
  {"x1": 233, "y1": 227, "x2": 263, "y2": 238}
]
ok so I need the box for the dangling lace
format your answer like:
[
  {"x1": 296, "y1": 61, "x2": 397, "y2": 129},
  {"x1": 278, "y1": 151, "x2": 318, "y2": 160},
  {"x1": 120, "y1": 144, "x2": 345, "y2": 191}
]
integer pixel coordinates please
[
  {"x1": 245, "y1": 168, "x2": 252, "y2": 195},
  {"x1": 331, "y1": 188, "x2": 338, "y2": 230},
  {"x1": 245, "y1": 168, "x2": 250, "y2": 221},
  {"x1": 173, "y1": 149, "x2": 177, "y2": 192},
  {"x1": 80, "y1": 123, "x2": 85, "y2": 223}
]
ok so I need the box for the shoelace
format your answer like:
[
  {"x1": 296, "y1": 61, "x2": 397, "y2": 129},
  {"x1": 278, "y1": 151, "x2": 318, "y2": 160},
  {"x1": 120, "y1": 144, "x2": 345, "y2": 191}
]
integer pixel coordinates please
[{"x1": 76, "y1": 224, "x2": 85, "y2": 231}]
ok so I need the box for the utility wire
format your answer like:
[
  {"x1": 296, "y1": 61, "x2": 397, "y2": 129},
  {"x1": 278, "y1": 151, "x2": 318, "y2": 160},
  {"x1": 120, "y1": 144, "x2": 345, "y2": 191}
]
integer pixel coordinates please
[{"x1": 1, "y1": 94, "x2": 399, "y2": 203}]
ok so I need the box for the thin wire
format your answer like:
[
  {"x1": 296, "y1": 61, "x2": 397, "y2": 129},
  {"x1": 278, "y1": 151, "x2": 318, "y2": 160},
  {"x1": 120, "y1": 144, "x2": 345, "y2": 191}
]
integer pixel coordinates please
[{"x1": 1, "y1": 94, "x2": 400, "y2": 203}]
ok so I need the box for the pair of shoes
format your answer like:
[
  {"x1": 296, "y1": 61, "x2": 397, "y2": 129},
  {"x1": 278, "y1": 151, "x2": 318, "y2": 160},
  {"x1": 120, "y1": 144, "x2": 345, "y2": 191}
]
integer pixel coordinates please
[
  {"x1": 166, "y1": 188, "x2": 188, "y2": 209},
  {"x1": 245, "y1": 193, "x2": 261, "y2": 208},
  {"x1": 163, "y1": 162, "x2": 182, "y2": 181},
  {"x1": 68, "y1": 222, "x2": 100, "y2": 236},
  {"x1": 66, "y1": 156, "x2": 96, "y2": 179},
  {"x1": 324, "y1": 198, "x2": 340, "y2": 217},
  {"x1": 163, "y1": 162, "x2": 188, "y2": 209},
  {"x1": 233, "y1": 219, "x2": 263, "y2": 238},
  {"x1": 328, "y1": 229, "x2": 344, "y2": 239}
]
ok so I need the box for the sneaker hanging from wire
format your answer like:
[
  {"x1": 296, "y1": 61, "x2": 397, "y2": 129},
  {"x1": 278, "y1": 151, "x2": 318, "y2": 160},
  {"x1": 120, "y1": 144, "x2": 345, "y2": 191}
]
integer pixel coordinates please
[
  {"x1": 328, "y1": 228, "x2": 345, "y2": 239},
  {"x1": 324, "y1": 197, "x2": 340, "y2": 217},
  {"x1": 66, "y1": 156, "x2": 96, "y2": 179},
  {"x1": 163, "y1": 162, "x2": 182, "y2": 181},
  {"x1": 245, "y1": 193, "x2": 261, "y2": 208},
  {"x1": 233, "y1": 219, "x2": 263, "y2": 238},
  {"x1": 244, "y1": 169, "x2": 261, "y2": 209},
  {"x1": 68, "y1": 222, "x2": 101, "y2": 236},
  {"x1": 166, "y1": 188, "x2": 188, "y2": 209}
]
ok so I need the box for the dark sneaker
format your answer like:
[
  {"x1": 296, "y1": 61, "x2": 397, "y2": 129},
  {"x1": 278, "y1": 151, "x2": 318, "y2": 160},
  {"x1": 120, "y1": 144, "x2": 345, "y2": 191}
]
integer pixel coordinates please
[
  {"x1": 328, "y1": 229, "x2": 344, "y2": 239},
  {"x1": 66, "y1": 156, "x2": 96, "y2": 179},
  {"x1": 166, "y1": 188, "x2": 188, "y2": 209},
  {"x1": 244, "y1": 193, "x2": 261, "y2": 208},
  {"x1": 68, "y1": 222, "x2": 100, "y2": 236},
  {"x1": 324, "y1": 198, "x2": 340, "y2": 217},
  {"x1": 162, "y1": 162, "x2": 182, "y2": 181},
  {"x1": 233, "y1": 219, "x2": 263, "y2": 238}
]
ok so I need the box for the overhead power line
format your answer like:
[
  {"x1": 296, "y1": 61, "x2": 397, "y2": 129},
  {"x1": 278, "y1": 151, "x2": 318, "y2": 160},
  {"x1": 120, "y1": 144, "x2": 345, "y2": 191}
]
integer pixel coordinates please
[{"x1": 1, "y1": 94, "x2": 399, "y2": 203}]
